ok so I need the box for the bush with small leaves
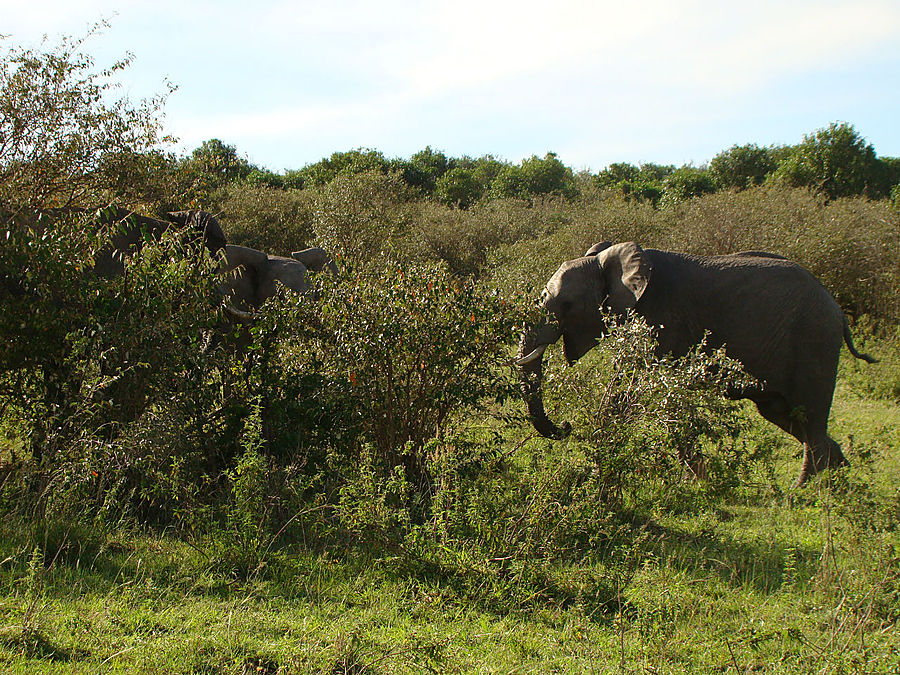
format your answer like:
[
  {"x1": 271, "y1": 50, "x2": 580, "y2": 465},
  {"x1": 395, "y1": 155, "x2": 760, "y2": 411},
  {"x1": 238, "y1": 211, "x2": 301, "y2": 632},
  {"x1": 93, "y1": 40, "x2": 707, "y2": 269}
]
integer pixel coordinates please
[
  {"x1": 435, "y1": 167, "x2": 484, "y2": 209},
  {"x1": 710, "y1": 144, "x2": 777, "y2": 190},
  {"x1": 770, "y1": 122, "x2": 883, "y2": 200},
  {"x1": 544, "y1": 312, "x2": 761, "y2": 505},
  {"x1": 0, "y1": 28, "x2": 171, "y2": 212},
  {"x1": 660, "y1": 167, "x2": 718, "y2": 207},
  {"x1": 304, "y1": 258, "x2": 526, "y2": 517}
]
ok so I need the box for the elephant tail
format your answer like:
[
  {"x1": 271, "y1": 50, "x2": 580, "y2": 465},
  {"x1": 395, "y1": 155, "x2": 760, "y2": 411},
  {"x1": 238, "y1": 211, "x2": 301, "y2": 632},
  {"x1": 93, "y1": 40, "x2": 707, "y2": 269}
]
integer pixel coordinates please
[{"x1": 843, "y1": 316, "x2": 878, "y2": 364}]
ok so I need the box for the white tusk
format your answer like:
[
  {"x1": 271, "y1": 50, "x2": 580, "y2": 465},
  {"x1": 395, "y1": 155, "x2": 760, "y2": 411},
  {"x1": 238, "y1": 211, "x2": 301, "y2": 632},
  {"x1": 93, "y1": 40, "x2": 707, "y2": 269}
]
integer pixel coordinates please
[
  {"x1": 223, "y1": 303, "x2": 257, "y2": 322},
  {"x1": 515, "y1": 344, "x2": 548, "y2": 366}
]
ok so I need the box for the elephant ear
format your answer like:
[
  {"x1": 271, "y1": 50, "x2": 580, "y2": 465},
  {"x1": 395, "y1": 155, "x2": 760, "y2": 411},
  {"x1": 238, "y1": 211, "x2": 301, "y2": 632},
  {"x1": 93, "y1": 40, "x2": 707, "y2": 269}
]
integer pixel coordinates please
[
  {"x1": 224, "y1": 245, "x2": 268, "y2": 275},
  {"x1": 291, "y1": 246, "x2": 338, "y2": 274},
  {"x1": 597, "y1": 242, "x2": 651, "y2": 312},
  {"x1": 583, "y1": 241, "x2": 612, "y2": 257},
  {"x1": 266, "y1": 257, "x2": 309, "y2": 296}
]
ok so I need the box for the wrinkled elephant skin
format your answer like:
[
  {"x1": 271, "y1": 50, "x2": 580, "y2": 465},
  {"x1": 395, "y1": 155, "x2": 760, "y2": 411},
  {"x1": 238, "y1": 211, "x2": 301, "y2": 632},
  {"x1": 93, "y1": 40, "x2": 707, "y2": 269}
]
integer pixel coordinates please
[{"x1": 519, "y1": 241, "x2": 877, "y2": 486}]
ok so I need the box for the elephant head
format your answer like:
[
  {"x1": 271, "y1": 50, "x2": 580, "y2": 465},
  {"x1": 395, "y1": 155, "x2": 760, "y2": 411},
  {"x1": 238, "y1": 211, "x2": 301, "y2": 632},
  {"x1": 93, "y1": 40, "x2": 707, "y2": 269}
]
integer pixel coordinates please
[
  {"x1": 93, "y1": 207, "x2": 227, "y2": 278},
  {"x1": 517, "y1": 242, "x2": 651, "y2": 438},
  {"x1": 219, "y1": 244, "x2": 337, "y2": 321},
  {"x1": 164, "y1": 210, "x2": 228, "y2": 261}
]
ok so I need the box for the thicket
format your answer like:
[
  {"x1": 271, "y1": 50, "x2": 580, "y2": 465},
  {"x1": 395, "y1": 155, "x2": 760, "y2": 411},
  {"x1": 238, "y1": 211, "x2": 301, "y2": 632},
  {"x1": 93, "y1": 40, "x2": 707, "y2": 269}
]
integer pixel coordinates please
[{"x1": 2, "y1": 32, "x2": 900, "y2": 621}]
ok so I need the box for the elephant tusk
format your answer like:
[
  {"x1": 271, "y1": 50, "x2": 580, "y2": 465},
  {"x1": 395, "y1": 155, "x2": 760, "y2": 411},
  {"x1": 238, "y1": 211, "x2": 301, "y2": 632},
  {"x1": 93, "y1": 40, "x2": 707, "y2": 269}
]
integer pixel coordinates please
[
  {"x1": 223, "y1": 303, "x2": 257, "y2": 322},
  {"x1": 515, "y1": 344, "x2": 548, "y2": 366}
]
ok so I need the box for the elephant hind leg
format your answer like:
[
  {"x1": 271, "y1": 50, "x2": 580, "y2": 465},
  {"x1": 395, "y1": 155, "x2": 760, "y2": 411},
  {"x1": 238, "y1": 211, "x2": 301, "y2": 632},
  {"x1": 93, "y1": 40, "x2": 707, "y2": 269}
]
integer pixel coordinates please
[
  {"x1": 797, "y1": 432, "x2": 848, "y2": 487},
  {"x1": 753, "y1": 397, "x2": 847, "y2": 486}
]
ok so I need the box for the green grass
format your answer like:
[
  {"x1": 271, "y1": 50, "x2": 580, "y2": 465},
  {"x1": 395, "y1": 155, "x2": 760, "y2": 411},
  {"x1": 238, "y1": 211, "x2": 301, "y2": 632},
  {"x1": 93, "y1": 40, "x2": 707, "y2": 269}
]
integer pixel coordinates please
[{"x1": 1, "y1": 362, "x2": 899, "y2": 673}]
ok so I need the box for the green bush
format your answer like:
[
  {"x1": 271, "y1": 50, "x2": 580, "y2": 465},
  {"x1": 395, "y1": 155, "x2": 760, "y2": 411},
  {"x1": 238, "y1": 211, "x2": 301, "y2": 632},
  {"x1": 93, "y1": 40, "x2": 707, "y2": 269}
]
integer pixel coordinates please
[
  {"x1": 399, "y1": 146, "x2": 451, "y2": 194},
  {"x1": 288, "y1": 148, "x2": 391, "y2": 189},
  {"x1": 404, "y1": 200, "x2": 552, "y2": 277},
  {"x1": 175, "y1": 139, "x2": 253, "y2": 206},
  {"x1": 435, "y1": 167, "x2": 484, "y2": 209},
  {"x1": 309, "y1": 170, "x2": 416, "y2": 262},
  {"x1": 769, "y1": 122, "x2": 884, "y2": 200},
  {"x1": 0, "y1": 217, "x2": 225, "y2": 523},
  {"x1": 660, "y1": 167, "x2": 718, "y2": 207},
  {"x1": 596, "y1": 163, "x2": 674, "y2": 206},
  {"x1": 490, "y1": 153, "x2": 578, "y2": 201},
  {"x1": 214, "y1": 183, "x2": 316, "y2": 255},
  {"x1": 0, "y1": 29, "x2": 170, "y2": 212},
  {"x1": 710, "y1": 144, "x2": 776, "y2": 190},
  {"x1": 544, "y1": 313, "x2": 760, "y2": 506},
  {"x1": 301, "y1": 258, "x2": 525, "y2": 518}
]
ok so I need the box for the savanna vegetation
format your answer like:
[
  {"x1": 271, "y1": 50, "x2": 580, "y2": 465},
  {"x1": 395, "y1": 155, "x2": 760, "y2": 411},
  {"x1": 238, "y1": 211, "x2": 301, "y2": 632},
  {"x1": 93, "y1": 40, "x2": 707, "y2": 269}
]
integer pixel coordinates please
[{"x1": 1, "y1": 31, "x2": 899, "y2": 673}]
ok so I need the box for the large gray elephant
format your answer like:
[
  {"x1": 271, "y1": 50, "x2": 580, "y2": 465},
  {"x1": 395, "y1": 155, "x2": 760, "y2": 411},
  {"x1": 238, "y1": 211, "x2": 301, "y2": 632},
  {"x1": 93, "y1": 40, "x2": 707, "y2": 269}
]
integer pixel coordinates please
[
  {"x1": 93, "y1": 207, "x2": 227, "y2": 277},
  {"x1": 219, "y1": 244, "x2": 337, "y2": 318},
  {"x1": 517, "y1": 241, "x2": 877, "y2": 486}
]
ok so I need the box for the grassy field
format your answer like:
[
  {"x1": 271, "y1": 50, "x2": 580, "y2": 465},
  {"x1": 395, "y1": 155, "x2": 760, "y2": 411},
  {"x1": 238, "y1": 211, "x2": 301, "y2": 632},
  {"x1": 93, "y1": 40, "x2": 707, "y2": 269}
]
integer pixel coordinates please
[{"x1": 1, "y1": 353, "x2": 898, "y2": 674}]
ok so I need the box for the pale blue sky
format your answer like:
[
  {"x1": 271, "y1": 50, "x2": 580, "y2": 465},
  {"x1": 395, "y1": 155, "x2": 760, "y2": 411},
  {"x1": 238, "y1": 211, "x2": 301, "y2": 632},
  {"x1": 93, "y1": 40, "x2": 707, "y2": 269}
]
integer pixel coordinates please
[{"x1": 5, "y1": 0, "x2": 900, "y2": 172}]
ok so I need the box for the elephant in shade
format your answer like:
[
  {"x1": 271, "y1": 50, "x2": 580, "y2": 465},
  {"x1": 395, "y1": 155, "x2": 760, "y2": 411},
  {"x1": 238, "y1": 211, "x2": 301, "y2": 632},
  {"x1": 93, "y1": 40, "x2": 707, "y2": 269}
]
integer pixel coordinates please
[
  {"x1": 517, "y1": 241, "x2": 877, "y2": 486},
  {"x1": 93, "y1": 207, "x2": 227, "y2": 277}
]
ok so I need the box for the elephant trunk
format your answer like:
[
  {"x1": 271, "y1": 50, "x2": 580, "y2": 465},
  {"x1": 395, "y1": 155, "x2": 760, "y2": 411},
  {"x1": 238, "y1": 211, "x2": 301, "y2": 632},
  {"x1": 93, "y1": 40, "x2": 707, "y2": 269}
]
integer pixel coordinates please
[{"x1": 517, "y1": 320, "x2": 570, "y2": 439}]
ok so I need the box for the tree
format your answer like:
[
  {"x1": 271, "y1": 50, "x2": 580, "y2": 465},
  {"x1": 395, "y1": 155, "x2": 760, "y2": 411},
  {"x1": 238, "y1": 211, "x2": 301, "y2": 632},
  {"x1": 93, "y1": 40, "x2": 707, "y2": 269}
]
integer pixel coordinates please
[
  {"x1": 175, "y1": 139, "x2": 253, "y2": 204},
  {"x1": 399, "y1": 146, "x2": 451, "y2": 194},
  {"x1": 489, "y1": 164, "x2": 528, "y2": 200},
  {"x1": 596, "y1": 162, "x2": 640, "y2": 189},
  {"x1": 0, "y1": 28, "x2": 172, "y2": 211},
  {"x1": 596, "y1": 163, "x2": 672, "y2": 205},
  {"x1": 770, "y1": 122, "x2": 882, "y2": 200},
  {"x1": 435, "y1": 167, "x2": 483, "y2": 208},
  {"x1": 291, "y1": 148, "x2": 390, "y2": 188},
  {"x1": 710, "y1": 144, "x2": 776, "y2": 190},
  {"x1": 660, "y1": 167, "x2": 717, "y2": 207},
  {"x1": 491, "y1": 153, "x2": 578, "y2": 200}
]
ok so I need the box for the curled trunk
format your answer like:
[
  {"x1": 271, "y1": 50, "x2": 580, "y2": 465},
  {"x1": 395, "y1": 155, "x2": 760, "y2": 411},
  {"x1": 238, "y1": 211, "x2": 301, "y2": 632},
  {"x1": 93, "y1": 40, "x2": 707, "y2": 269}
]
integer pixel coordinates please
[{"x1": 517, "y1": 321, "x2": 569, "y2": 439}]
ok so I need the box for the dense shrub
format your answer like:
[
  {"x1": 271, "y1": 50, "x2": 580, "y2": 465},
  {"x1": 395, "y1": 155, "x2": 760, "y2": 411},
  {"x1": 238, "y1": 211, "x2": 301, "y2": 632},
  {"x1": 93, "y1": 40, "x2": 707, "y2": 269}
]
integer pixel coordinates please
[
  {"x1": 770, "y1": 122, "x2": 884, "y2": 200},
  {"x1": 214, "y1": 183, "x2": 316, "y2": 255},
  {"x1": 175, "y1": 139, "x2": 254, "y2": 206},
  {"x1": 309, "y1": 170, "x2": 416, "y2": 262},
  {"x1": 710, "y1": 144, "x2": 777, "y2": 190},
  {"x1": 490, "y1": 153, "x2": 578, "y2": 201},
  {"x1": 434, "y1": 167, "x2": 484, "y2": 209},
  {"x1": 404, "y1": 199, "x2": 560, "y2": 277},
  {"x1": 303, "y1": 259, "x2": 525, "y2": 506},
  {"x1": 596, "y1": 163, "x2": 674, "y2": 206},
  {"x1": 286, "y1": 148, "x2": 391, "y2": 189},
  {"x1": 399, "y1": 146, "x2": 451, "y2": 194},
  {"x1": 0, "y1": 228, "x2": 222, "y2": 521},
  {"x1": 660, "y1": 167, "x2": 718, "y2": 207},
  {"x1": 546, "y1": 314, "x2": 759, "y2": 503}
]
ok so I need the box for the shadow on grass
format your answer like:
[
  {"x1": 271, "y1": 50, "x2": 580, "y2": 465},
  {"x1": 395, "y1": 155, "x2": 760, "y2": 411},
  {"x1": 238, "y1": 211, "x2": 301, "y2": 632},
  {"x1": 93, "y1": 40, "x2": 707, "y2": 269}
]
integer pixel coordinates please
[
  {"x1": 640, "y1": 517, "x2": 819, "y2": 594},
  {"x1": 0, "y1": 626, "x2": 89, "y2": 663},
  {"x1": 0, "y1": 504, "x2": 819, "y2": 626}
]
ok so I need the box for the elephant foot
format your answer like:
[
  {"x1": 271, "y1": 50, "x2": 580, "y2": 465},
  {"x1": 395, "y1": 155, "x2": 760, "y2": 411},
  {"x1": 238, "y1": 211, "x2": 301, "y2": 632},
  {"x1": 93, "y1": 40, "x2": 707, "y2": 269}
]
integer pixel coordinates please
[
  {"x1": 678, "y1": 449, "x2": 707, "y2": 481},
  {"x1": 794, "y1": 439, "x2": 849, "y2": 487}
]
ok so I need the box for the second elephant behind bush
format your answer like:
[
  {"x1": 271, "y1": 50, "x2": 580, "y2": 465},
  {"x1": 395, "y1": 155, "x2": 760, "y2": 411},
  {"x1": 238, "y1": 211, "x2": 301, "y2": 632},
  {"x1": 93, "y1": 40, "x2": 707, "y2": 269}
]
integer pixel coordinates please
[{"x1": 220, "y1": 245, "x2": 337, "y2": 316}]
